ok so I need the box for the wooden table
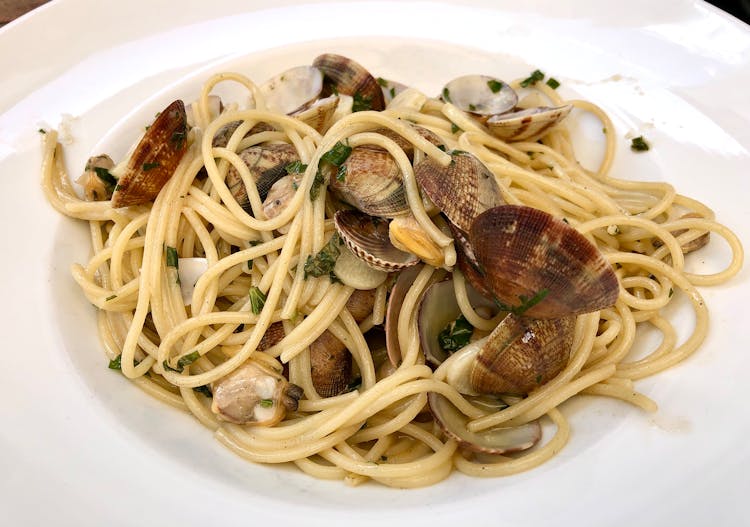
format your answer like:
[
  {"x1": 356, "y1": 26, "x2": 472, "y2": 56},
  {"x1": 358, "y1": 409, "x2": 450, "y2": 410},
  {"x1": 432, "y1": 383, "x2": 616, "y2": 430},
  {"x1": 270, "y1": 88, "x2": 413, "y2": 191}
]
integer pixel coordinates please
[{"x1": 0, "y1": 0, "x2": 49, "y2": 26}]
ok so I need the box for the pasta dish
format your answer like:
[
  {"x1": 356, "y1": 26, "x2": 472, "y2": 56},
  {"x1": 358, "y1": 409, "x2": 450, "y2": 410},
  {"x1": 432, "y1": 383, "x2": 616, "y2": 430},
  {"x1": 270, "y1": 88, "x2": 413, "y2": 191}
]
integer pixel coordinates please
[{"x1": 41, "y1": 53, "x2": 743, "y2": 488}]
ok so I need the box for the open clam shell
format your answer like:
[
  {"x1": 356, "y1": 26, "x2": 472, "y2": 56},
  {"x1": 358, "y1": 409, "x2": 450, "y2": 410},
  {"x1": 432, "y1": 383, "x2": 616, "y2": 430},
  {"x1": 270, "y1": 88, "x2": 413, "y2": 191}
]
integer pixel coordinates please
[
  {"x1": 470, "y1": 314, "x2": 575, "y2": 395},
  {"x1": 414, "y1": 151, "x2": 503, "y2": 233},
  {"x1": 293, "y1": 94, "x2": 339, "y2": 134},
  {"x1": 334, "y1": 209, "x2": 419, "y2": 272},
  {"x1": 225, "y1": 143, "x2": 299, "y2": 213},
  {"x1": 111, "y1": 100, "x2": 188, "y2": 208},
  {"x1": 260, "y1": 65, "x2": 323, "y2": 115},
  {"x1": 384, "y1": 264, "x2": 424, "y2": 367},
  {"x1": 330, "y1": 146, "x2": 409, "y2": 218},
  {"x1": 487, "y1": 104, "x2": 573, "y2": 142},
  {"x1": 313, "y1": 53, "x2": 385, "y2": 111},
  {"x1": 470, "y1": 205, "x2": 620, "y2": 319},
  {"x1": 441, "y1": 75, "x2": 517, "y2": 116},
  {"x1": 428, "y1": 392, "x2": 541, "y2": 454}
]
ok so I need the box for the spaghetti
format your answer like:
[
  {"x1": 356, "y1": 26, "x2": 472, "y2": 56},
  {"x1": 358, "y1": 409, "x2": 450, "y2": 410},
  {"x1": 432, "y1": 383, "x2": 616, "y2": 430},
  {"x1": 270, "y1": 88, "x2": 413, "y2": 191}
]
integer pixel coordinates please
[{"x1": 41, "y1": 56, "x2": 743, "y2": 488}]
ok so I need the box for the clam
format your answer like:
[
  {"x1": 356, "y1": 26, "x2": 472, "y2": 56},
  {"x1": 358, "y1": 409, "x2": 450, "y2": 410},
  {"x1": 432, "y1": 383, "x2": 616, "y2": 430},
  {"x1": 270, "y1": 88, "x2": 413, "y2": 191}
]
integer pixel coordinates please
[
  {"x1": 77, "y1": 154, "x2": 115, "y2": 201},
  {"x1": 111, "y1": 99, "x2": 189, "y2": 208},
  {"x1": 257, "y1": 321, "x2": 286, "y2": 351},
  {"x1": 385, "y1": 264, "x2": 425, "y2": 367},
  {"x1": 312, "y1": 53, "x2": 385, "y2": 111},
  {"x1": 389, "y1": 214, "x2": 444, "y2": 268},
  {"x1": 211, "y1": 360, "x2": 304, "y2": 426},
  {"x1": 333, "y1": 243, "x2": 389, "y2": 290},
  {"x1": 212, "y1": 121, "x2": 277, "y2": 149},
  {"x1": 428, "y1": 392, "x2": 541, "y2": 454},
  {"x1": 293, "y1": 94, "x2": 339, "y2": 134},
  {"x1": 225, "y1": 143, "x2": 299, "y2": 213},
  {"x1": 487, "y1": 104, "x2": 573, "y2": 143},
  {"x1": 417, "y1": 278, "x2": 497, "y2": 366},
  {"x1": 470, "y1": 205, "x2": 620, "y2": 319},
  {"x1": 334, "y1": 209, "x2": 419, "y2": 272},
  {"x1": 652, "y1": 212, "x2": 710, "y2": 254},
  {"x1": 414, "y1": 150, "x2": 503, "y2": 233},
  {"x1": 262, "y1": 173, "x2": 302, "y2": 221},
  {"x1": 310, "y1": 288, "x2": 376, "y2": 397},
  {"x1": 260, "y1": 65, "x2": 323, "y2": 115},
  {"x1": 377, "y1": 77, "x2": 409, "y2": 105},
  {"x1": 186, "y1": 95, "x2": 222, "y2": 128},
  {"x1": 441, "y1": 75, "x2": 517, "y2": 117},
  {"x1": 470, "y1": 314, "x2": 575, "y2": 395},
  {"x1": 367, "y1": 125, "x2": 445, "y2": 161},
  {"x1": 329, "y1": 146, "x2": 409, "y2": 218},
  {"x1": 449, "y1": 222, "x2": 493, "y2": 299}
]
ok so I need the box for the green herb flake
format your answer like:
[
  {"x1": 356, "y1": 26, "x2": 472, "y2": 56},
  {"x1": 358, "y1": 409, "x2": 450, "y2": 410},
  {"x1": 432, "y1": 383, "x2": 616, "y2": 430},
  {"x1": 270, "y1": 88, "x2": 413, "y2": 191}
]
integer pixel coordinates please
[
  {"x1": 285, "y1": 160, "x2": 307, "y2": 174},
  {"x1": 291, "y1": 180, "x2": 299, "y2": 191},
  {"x1": 536, "y1": 374, "x2": 543, "y2": 384},
  {"x1": 630, "y1": 136, "x2": 650, "y2": 152},
  {"x1": 193, "y1": 385, "x2": 212, "y2": 397},
  {"x1": 336, "y1": 164, "x2": 347, "y2": 182},
  {"x1": 38, "y1": 128, "x2": 47, "y2": 134},
  {"x1": 108, "y1": 355, "x2": 122, "y2": 370},
  {"x1": 249, "y1": 286, "x2": 267, "y2": 315},
  {"x1": 171, "y1": 129, "x2": 187, "y2": 148},
  {"x1": 602, "y1": 127, "x2": 608, "y2": 134},
  {"x1": 437, "y1": 315, "x2": 474, "y2": 353},
  {"x1": 352, "y1": 92, "x2": 372, "y2": 112},
  {"x1": 309, "y1": 169, "x2": 324, "y2": 201},
  {"x1": 487, "y1": 79, "x2": 504, "y2": 93},
  {"x1": 105, "y1": 294, "x2": 117, "y2": 301},
  {"x1": 494, "y1": 288, "x2": 550, "y2": 316},
  {"x1": 259, "y1": 399, "x2": 274, "y2": 408},
  {"x1": 321, "y1": 141, "x2": 353, "y2": 167},
  {"x1": 347, "y1": 377, "x2": 363, "y2": 393},
  {"x1": 520, "y1": 69, "x2": 545, "y2": 88},
  {"x1": 94, "y1": 166, "x2": 118, "y2": 190},
  {"x1": 142, "y1": 162, "x2": 160, "y2": 171},
  {"x1": 442, "y1": 87, "x2": 451, "y2": 102},
  {"x1": 389, "y1": 87, "x2": 396, "y2": 98},
  {"x1": 376, "y1": 77, "x2": 389, "y2": 87},
  {"x1": 451, "y1": 123, "x2": 461, "y2": 134},
  {"x1": 669, "y1": 288, "x2": 674, "y2": 298},
  {"x1": 380, "y1": 455, "x2": 388, "y2": 462},
  {"x1": 166, "y1": 246, "x2": 179, "y2": 268},
  {"x1": 177, "y1": 350, "x2": 200, "y2": 369},
  {"x1": 468, "y1": 103, "x2": 477, "y2": 112},
  {"x1": 546, "y1": 77, "x2": 560, "y2": 89},
  {"x1": 304, "y1": 233, "x2": 342, "y2": 279},
  {"x1": 437, "y1": 144, "x2": 447, "y2": 152}
]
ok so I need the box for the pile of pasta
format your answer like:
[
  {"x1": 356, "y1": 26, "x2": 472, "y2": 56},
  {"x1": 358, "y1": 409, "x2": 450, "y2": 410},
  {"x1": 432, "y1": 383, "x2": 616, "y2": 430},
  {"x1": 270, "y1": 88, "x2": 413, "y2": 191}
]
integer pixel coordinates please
[{"x1": 42, "y1": 59, "x2": 743, "y2": 488}]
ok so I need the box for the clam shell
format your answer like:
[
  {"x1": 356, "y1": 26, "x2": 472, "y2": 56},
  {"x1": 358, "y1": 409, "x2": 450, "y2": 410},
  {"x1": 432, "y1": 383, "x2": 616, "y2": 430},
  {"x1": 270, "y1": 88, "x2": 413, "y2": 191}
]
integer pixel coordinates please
[
  {"x1": 310, "y1": 330, "x2": 352, "y2": 397},
  {"x1": 312, "y1": 53, "x2": 385, "y2": 111},
  {"x1": 487, "y1": 104, "x2": 573, "y2": 142},
  {"x1": 470, "y1": 314, "x2": 575, "y2": 395},
  {"x1": 378, "y1": 77, "x2": 409, "y2": 105},
  {"x1": 334, "y1": 209, "x2": 419, "y2": 272},
  {"x1": 470, "y1": 205, "x2": 620, "y2": 319},
  {"x1": 111, "y1": 100, "x2": 188, "y2": 208},
  {"x1": 293, "y1": 94, "x2": 339, "y2": 134},
  {"x1": 414, "y1": 151, "x2": 503, "y2": 233},
  {"x1": 451, "y1": 222, "x2": 494, "y2": 300},
  {"x1": 441, "y1": 75, "x2": 517, "y2": 116},
  {"x1": 330, "y1": 146, "x2": 409, "y2": 218},
  {"x1": 368, "y1": 125, "x2": 445, "y2": 161},
  {"x1": 260, "y1": 65, "x2": 323, "y2": 114},
  {"x1": 225, "y1": 143, "x2": 299, "y2": 213},
  {"x1": 385, "y1": 264, "x2": 424, "y2": 367},
  {"x1": 212, "y1": 121, "x2": 277, "y2": 149}
]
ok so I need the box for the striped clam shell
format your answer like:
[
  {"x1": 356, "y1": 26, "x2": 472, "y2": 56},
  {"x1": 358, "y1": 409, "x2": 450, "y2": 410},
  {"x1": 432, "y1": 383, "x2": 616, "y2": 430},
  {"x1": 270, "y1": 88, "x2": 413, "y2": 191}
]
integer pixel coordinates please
[
  {"x1": 469, "y1": 205, "x2": 620, "y2": 319},
  {"x1": 312, "y1": 53, "x2": 385, "y2": 111},
  {"x1": 334, "y1": 209, "x2": 419, "y2": 272},
  {"x1": 470, "y1": 314, "x2": 576, "y2": 396},
  {"x1": 414, "y1": 150, "x2": 504, "y2": 234},
  {"x1": 293, "y1": 94, "x2": 339, "y2": 134},
  {"x1": 441, "y1": 75, "x2": 517, "y2": 116},
  {"x1": 487, "y1": 104, "x2": 573, "y2": 142},
  {"x1": 225, "y1": 143, "x2": 299, "y2": 213},
  {"x1": 330, "y1": 146, "x2": 409, "y2": 218},
  {"x1": 111, "y1": 100, "x2": 188, "y2": 208}
]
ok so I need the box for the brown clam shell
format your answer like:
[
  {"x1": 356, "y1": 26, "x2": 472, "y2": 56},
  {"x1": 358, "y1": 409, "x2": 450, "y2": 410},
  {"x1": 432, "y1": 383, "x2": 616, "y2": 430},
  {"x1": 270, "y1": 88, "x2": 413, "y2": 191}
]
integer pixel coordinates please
[
  {"x1": 470, "y1": 205, "x2": 620, "y2": 319},
  {"x1": 225, "y1": 143, "x2": 299, "y2": 213},
  {"x1": 257, "y1": 321, "x2": 286, "y2": 351},
  {"x1": 470, "y1": 314, "x2": 575, "y2": 396},
  {"x1": 486, "y1": 104, "x2": 573, "y2": 143},
  {"x1": 310, "y1": 330, "x2": 352, "y2": 398},
  {"x1": 330, "y1": 146, "x2": 409, "y2": 218},
  {"x1": 448, "y1": 221, "x2": 493, "y2": 299},
  {"x1": 334, "y1": 209, "x2": 419, "y2": 272},
  {"x1": 414, "y1": 151, "x2": 503, "y2": 233},
  {"x1": 312, "y1": 53, "x2": 385, "y2": 111},
  {"x1": 212, "y1": 121, "x2": 276, "y2": 149},
  {"x1": 111, "y1": 100, "x2": 188, "y2": 208}
]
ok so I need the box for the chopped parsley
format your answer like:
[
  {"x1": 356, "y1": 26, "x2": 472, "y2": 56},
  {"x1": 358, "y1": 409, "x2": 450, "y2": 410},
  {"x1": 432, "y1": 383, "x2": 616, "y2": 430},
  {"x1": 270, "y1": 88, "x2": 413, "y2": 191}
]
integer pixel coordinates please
[
  {"x1": 105, "y1": 294, "x2": 117, "y2": 301},
  {"x1": 285, "y1": 160, "x2": 307, "y2": 174},
  {"x1": 166, "y1": 246, "x2": 179, "y2": 268},
  {"x1": 336, "y1": 164, "x2": 347, "y2": 182},
  {"x1": 304, "y1": 233, "x2": 342, "y2": 279},
  {"x1": 309, "y1": 169, "x2": 325, "y2": 201},
  {"x1": 546, "y1": 77, "x2": 560, "y2": 89},
  {"x1": 520, "y1": 69, "x2": 545, "y2": 88},
  {"x1": 171, "y1": 128, "x2": 187, "y2": 148},
  {"x1": 376, "y1": 77, "x2": 389, "y2": 87},
  {"x1": 487, "y1": 79, "x2": 504, "y2": 93},
  {"x1": 259, "y1": 399, "x2": 274, "y2": 408},
  {"x1": 108, "y1": 354, "x2": 140, "y2": 370},
  {"x1": 468, "y1": 103, "x2": 477, "y2": 111},
  {"x1": 249, "y1": 286, "x2": 267, "y2": 314},
  {"x1": 163, "y1": 350, "x2": 200, "y2": 373},
  {"x1": 94, "y1": 167, "x2": 117, "y2": 190},
  {"x1": 437, "y1": 315, "x2": 474, "y2": 353},
  {"x1": 38, "y1": 128, "x2": 47, "y2": 134},
  {"x1": 352, "y1": 92, "x2": 372, "y2": 112},
  {"x1": 630, "y1": 136, "x2": 650, "y2": 152},
  {"x1": 321, "y1": 141, "x2": 353, "y2": 167},
  {"x1": 389, "y1": 87, "x2": 395, "y2": 98},
  {"x1": 193, "y1": 385, "x2": 213, "y2": 397},
  {"x1": 494, "y1": 289, "x2": 550, "y2": 316},
  {"x1": 442, "y1": 87, "x2": 451, "y2": 102},
  {"x1": 451, "y1": 123, "x2": 461, "y2": 134}
]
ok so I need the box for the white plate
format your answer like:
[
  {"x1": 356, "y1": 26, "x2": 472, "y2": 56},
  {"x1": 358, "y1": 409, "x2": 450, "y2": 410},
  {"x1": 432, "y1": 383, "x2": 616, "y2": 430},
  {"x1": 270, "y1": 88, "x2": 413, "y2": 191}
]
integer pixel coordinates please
[{"x1": 1, "y1": 1, "x2": 749, "y2": 525}]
